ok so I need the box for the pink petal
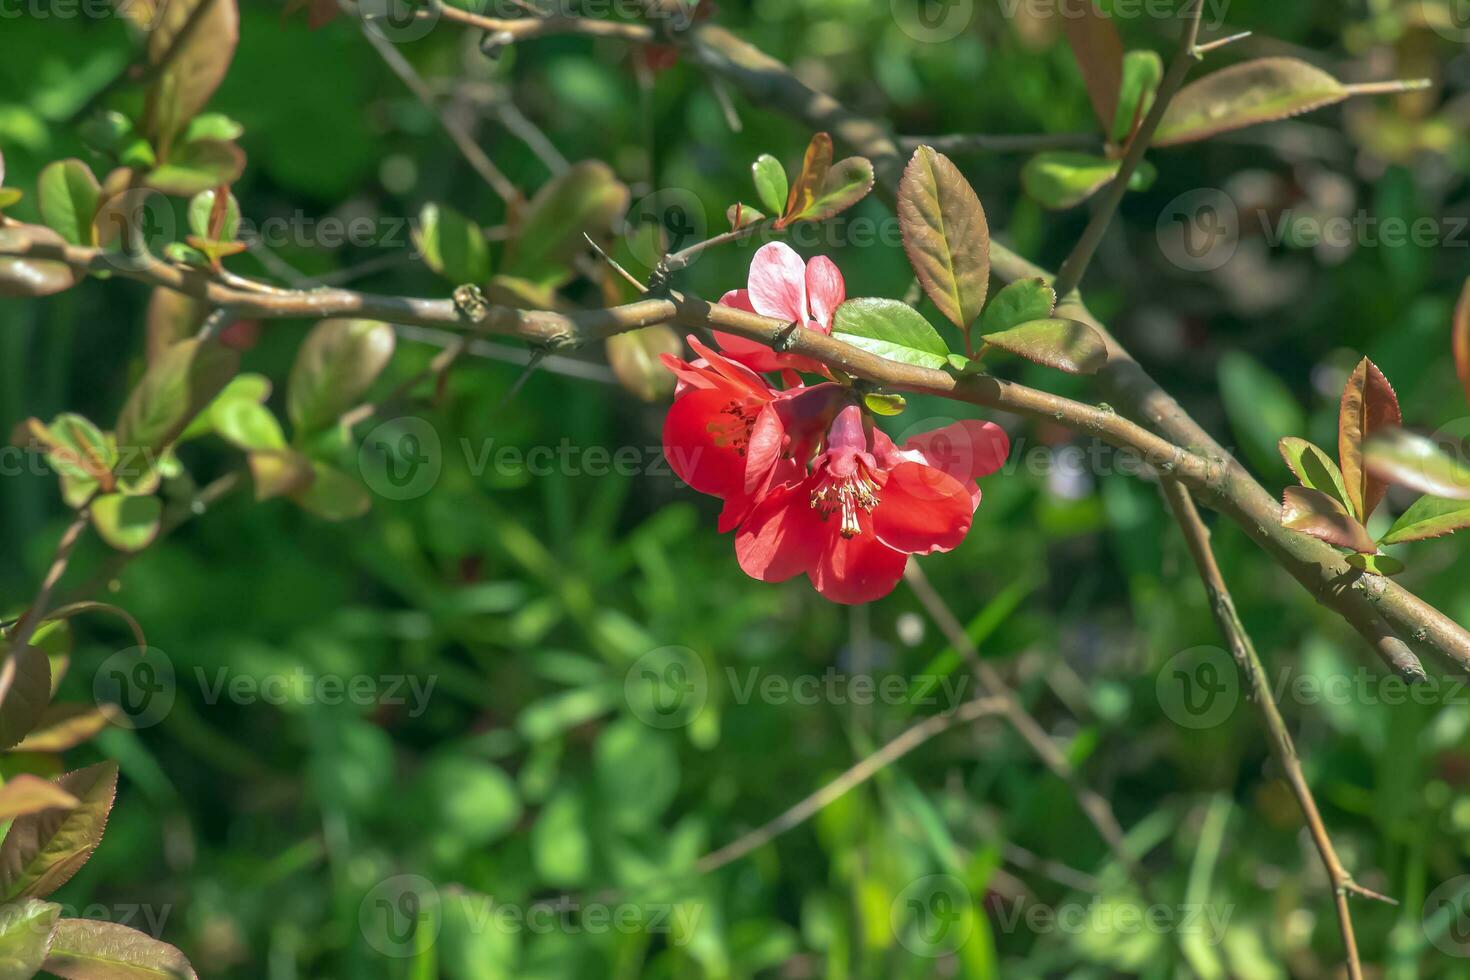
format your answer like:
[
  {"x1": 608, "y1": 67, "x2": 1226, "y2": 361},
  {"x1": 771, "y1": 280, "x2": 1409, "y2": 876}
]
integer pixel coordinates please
[
  {"x1": 811, "y1": 520, "x2": 909, "y2": 604},
  {"x1": 905, "y1": 420, "x2": 1011, "y2": 482},
  {"x1": 735, "y1": 482, "x2": 822, "y2": 584},
  {"x1": 746, "y1": 242, "x2": 808, "y2": 324},
  {"x1": 804, "y1": 255, "x2": 845, "y2": 330},
  {"x1": 871, "y1": 462, "x2": 974, "y2": 554}
]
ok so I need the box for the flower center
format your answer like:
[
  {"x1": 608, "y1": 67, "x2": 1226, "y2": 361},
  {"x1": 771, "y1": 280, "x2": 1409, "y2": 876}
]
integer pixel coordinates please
[
  {"x1": 711, "y1": 399, "x2": 760, "y2": 456},
  {"x1": 810, "y1": 468, "x2": 880, "y2": 538}
]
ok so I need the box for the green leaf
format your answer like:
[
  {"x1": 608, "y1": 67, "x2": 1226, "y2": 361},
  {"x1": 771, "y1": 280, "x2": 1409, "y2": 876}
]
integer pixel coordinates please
[
  {"x1": 0, "y1": 762, "x2": 117, "y2": 901},
  {"x1": 145, "y1": 139, "x2": 246, "y2": 197},
  {"x1": 0, "y1": 898, "x2": 61, "y2": 979},
  {"x1": 1280, "y1": 486, "x2": 1377, "y2": 553},
  {"x1": 1154, "y1": 58, "x2": 1348, "y2": 147},
  {"x1": 145, "y1": 288, "x2": 210, "y2": 364},
  {"x1": 0, "y1": 646, "x2": 52, "y2": 751},
  {"x1": 412, "y1": 755, "x2": 522, "y2": 848},
  {"x1": 980, "y1": 318, "x2": 1107, "y2": 374},
  {"x1": 1344, "y1": 552, "x2": 1406, "y2": 576},
  {"x1": 186, "y1": 187, "x2": 240, "y2": 242},
  {"x1": 751, "y1": 154, "x2": 788, "y2": 216},
  {"x1": 830, "y1": 298, "x2": 951, "y2": 369},
  {"x1": 1338, "y1": 357, "x2": 1403, "y2": 520},
  {"x1": 43, "y1": 918, "x2": 198, "y2": 980},
  {"x1": 1113, "y1": 50, "x2": 1163, "y2": 144},
  {"x1": 979, "y1": 277, "x2": 1055, "y2": 335},
  {"x1": 898, "y1": 145, "x2": 990, "y2": 332},
  {"x1": 1381, "y1": 495, "x2": 1470, "y2": 544},
  {"x1": 182, "y1": 112, "x2": 244, "y2": 143},
  {"x1": 726, "y1": 203, "x2": 764, "y2": 230},
  {"x1": 40, "y1": 414, "x2": 115, "y2": 484},
  {"x1": 532, "y1": 789, "x2": 591, "y2": 887},
  {"x1": 286, "y1": 319, "x2": 395, "y2": 434},
  {"x1": 213, "y1": 399, "x2": 286, "y2": 451},
  {"x1": 595, "y1": 719, "x2": 678, "y2": 832},
  {"x1": 291, "y1": 463, "x2": 370, "y2": 521},
  {"x1": 37, "y1": 160, "x2": 101, "y2": 246},
  {"x1": 0, "y1": 225, "x2": 79, "y2": 298},
  {"x1": 793, "y1": 156, "x2": 875, "y2": 224},
  {"x1": 115, "y1": 338, "x2": 239, "y2": 457},
  {"x1": 0, "y1": 776, "x2": 80, "y2": 821},
  {"x1": 1021, "y1": 152, "x2": 1120, "y2": 210},
  {"x1": 143, "y1": 0, "x2": 240, "y2": 149},
  {"x1": 415, "y1": 203, "x2": 492, "y2": 285},
  {"x1": 1364, "y1": 428, "x2": 1470, "y2": 501},
  {"x1": 502, "y1": 161, "x2": 630, "y2": 287},
  {"x1": 1218, "y1": 351, "x2": 1304, "y2": 481},
  {"x1": 1278, "y1": 437, "x2": 1352, "y2": 512},
  {"x1": 90, "y1": 494, "x2": 162, "y2": 553},
  {"x1": 0, "y1": 188, "x2": 22, "y2": 210},
  {"x1": 247, "y1": 449, "x2": 315, "y2": 502},
  {"x1": 863, "y1": 392, "x2": 907, "y2": 416}
]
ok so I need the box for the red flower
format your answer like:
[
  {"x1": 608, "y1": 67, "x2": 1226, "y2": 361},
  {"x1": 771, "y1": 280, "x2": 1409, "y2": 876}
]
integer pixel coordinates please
[
  {"x1": 734, "y1": 406, "x2": 1009, "y2": 604},
  {"x1": 715, "y1": 242, "x2": 845, "y2": 374},
  {"x1": 660, "y1": 336, "x2": 843, "y2": 531}
]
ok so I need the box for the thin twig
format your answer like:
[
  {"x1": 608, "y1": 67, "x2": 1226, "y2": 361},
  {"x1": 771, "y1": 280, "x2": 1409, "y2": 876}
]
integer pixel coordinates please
[
  {"x1": 902, "y1": 560, "x2": 1151, "y2": 891},
  {"x1": 1160, "y1": 479, "x2": 1396, "y2": 980},
  {"x1": 1051, "y1": 0, "x2": 1206, "y2": 300},
  {"x1": 899, "y1": 133, "x2": 1102, "y2": 155},
  {"x1": 5, "y1": 509, "x2": 91, "y2": 654}
]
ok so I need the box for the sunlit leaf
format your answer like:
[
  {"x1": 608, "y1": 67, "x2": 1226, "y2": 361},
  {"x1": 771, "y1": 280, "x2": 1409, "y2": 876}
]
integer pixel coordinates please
[
  {"x1": 503, "y1": 161, "x2": 630, "y2": 287},
  {"x1": 1154, "y1": 58, "x2": 1347, "y2": 147},
  {"x1": 213, "y1": 399, "x2": 286, "y2": 451},
  {"x1": 863, "y1": 392, "x2": 907, "y2": 416},
  {"x1": 751, "y1": 154, "x2": 788, "y2": 216},
  {"x1": 1338, "y1": 356, "x2": 1402, "y2": 520},
  {"x1": 115, "y1": 338, "x2": 239, "y2": 457},
  {"x1": 0, "y1": 898, "x2": 60, "y2": 979},
  {"x1": 1020, "y1": 152, "x2": 1119, "y2": 209},
  {"x1": 1280, "y1": 486, "x2": 1377, "y2": 553},
  {"x1": 726, "y1": 203, "x2": 765, "y2": 230},
  {"x1": 1381, "y1": 494, "x2": 1470, "y2": 544},
  {"x1": 1363, "y1": 427, "x2": 1470, "y2": 501},
  {"x1": 0, "y1": 761, "x2": 118, "y2": 901},
  {"x1": 90, "y1": 494, "x2": 162, "y2": 553},
  {"x1": 12, "y1": 704, "x2": 116, "y2": 754},
  {"x1": 0, "y1": 776, "x2": 79, "y2": 821},
  {"x1": 1113, "y1": 50, "x2": 1163, "y2": 144},
  {"x1": 898, "y1": 145, "x2": 990, "y2": 332},
  {"x1": 186, "y1": 186, "x2": 240, "y2": 242},
  {"x1": 37, "y1": 160, "x2": 101, "y2": 247},
  {"x1": 415, "y1": 203, "x2": 492, "y2": 285},
  {"x1": 831, "y1": 298, "x2": 951, "y2": 369},
  {"x1": 1059, "y1": 0, "x2": 1124, "y2": 133},
  {"x1": 1278, "y1": 437, "x2": 1352, "y2": 512},
  {"x1": 44, "y1": 918, "x2": 198, "y2": 980},
  {"x1": 1344, "y1": 552, "x2": 1405, "y2": 576},
  {"x1": 979, "y1": 277, "x2": 1055, "y2": 335},
  {"x1": 778, "y1": 132, "x2": 833, "y2": 229},
  {"x1": 980, "y1": 318, "x2": 1107, "y2": 374},
  {"x1": 286, "y1": 319, "x2": 395, "y2": 435},
  {"x1": 793, "y1": 156, "x2": 874, "y2": 224}
]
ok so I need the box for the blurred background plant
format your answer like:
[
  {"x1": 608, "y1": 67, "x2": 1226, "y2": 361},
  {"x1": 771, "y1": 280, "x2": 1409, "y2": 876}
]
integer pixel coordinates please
[{"x1": 3, "y1": 0, "x2": 1470, "y2": 976}]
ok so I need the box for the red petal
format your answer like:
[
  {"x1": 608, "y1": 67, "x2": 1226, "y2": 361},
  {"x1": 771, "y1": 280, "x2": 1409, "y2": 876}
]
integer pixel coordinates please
[
  {"x1": 905, "y1": 420, "x2": 1010, "y2": 481},
  {"x1": 735, "y1": 482, "x2": 823, "y2": 583},
  {"x1": 662, "y1": 388, "x2": 755, "y2": 499},
  {"x1": 812, "y1": 519, "x2": 908, "y2": 604},
  {"x1": 872, "y1": 462, "x2": 974, "y2": 554}
]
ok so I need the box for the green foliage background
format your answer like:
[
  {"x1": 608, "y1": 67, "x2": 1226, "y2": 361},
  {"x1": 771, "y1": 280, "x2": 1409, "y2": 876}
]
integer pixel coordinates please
[{"x1": 3, "y1": 0, "x2": 1470, "y2": 976}]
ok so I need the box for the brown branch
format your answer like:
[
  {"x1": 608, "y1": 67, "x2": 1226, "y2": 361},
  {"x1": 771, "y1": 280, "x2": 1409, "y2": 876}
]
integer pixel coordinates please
[
  {"x1": 431, "y1": 4, "x2": 655, "y2": 43},
  {"x1": 899, "y1": 133, "x2": 1103, "y2": 155},
  {"x1": 4, "y1": 508, "x2": 91, "y2": 655},
  {"x1": 903, "y1": 561, "x2": 1151, "y2": 890},
  {"x1": 1160, "y1": 479, "x2": 1396, "y2": 980}
]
